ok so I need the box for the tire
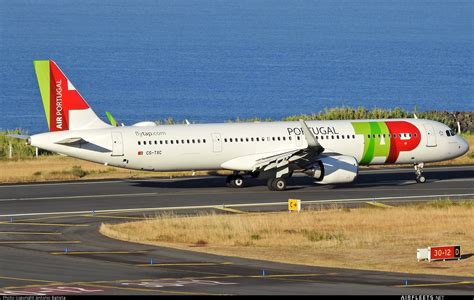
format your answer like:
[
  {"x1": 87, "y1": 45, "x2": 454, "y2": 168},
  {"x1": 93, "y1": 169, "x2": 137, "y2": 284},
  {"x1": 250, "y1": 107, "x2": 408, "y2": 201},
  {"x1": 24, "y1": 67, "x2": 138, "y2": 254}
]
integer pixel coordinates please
[
  {"x1": 267, "y1": 178, "x2": 286, "y2": 191},
  {"x1": 416, "y1": 176, "x2": 426, "y2": 183},
  {"x1": 232, "y1": 175, "x2": 244, "y2": 188}
]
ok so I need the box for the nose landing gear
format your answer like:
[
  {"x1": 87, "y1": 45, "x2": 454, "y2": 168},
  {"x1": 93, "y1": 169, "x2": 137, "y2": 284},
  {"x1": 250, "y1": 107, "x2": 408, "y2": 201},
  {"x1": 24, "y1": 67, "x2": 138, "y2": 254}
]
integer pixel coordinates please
[{"x1": 414, "y1": 162, "x2": 426, "y2": 183}]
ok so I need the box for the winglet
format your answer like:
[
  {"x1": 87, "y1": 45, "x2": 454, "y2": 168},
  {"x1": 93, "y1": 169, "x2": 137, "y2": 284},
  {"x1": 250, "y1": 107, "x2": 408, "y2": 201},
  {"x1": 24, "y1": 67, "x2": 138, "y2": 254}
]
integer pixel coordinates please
[
  {"x1": 105, "y1": 111, "x2": 118, "y2": 127},
  {"x1": 299, "y1": 119, "x2": 324, "y2": 153}
]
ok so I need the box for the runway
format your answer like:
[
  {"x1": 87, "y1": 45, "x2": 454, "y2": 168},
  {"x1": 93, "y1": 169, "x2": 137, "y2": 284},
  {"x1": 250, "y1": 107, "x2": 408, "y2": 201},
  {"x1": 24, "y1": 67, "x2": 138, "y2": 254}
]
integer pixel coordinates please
[{"x1": 0, "y1": 165, "x2": 473, "y2": 295}]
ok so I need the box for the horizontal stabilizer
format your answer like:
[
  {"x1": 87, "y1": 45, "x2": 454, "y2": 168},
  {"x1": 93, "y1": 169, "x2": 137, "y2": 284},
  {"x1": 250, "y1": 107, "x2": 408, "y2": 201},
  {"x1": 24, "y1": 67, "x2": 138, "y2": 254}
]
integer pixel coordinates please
[
  {"x1": 55, "y1": 137, "x2": 87, "y2": 145},
  {"x1": 7, "y1": 134, "x2": 30, "y2": 140},
  {"x1": 55, "y1": 137, "x2": 112, "y2": 153}
]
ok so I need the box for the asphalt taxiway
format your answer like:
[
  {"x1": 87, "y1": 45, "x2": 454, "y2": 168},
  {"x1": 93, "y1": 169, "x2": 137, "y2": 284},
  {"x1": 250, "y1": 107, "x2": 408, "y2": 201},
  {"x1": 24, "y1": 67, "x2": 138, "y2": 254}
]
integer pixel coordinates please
[{"x1": 0, "y1": 165, "x2": 473, "y2": 295}]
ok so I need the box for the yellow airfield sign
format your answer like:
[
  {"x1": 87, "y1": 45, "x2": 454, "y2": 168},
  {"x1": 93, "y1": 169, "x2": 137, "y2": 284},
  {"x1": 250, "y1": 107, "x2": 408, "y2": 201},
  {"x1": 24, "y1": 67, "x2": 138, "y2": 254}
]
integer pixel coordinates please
[{"x1": 288, "y1": 199, "x2": 301, "y2": 212}]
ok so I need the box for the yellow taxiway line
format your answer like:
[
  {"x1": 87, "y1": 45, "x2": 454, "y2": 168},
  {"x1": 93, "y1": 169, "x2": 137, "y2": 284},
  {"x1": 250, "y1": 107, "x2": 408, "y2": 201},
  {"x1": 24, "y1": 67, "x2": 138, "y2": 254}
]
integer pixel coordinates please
[
  {"x1": 394, "y1": 281, "x2": 474, "y2": 288},
  {"x1": 136, "y1": 262, "x2": 234, "y2": 267},
  {"x1": 50, "y1": 250, "x2": 148, "y2": 255},
  {"x1": 365, "y1": 201, "x2": 394, "y2": 208},
  {"x1": 0, "y1": 231, "x2": 62, "y2": 235},
  {"x1": 0, "y1": 241, "x2": 81, "y2": 244}
]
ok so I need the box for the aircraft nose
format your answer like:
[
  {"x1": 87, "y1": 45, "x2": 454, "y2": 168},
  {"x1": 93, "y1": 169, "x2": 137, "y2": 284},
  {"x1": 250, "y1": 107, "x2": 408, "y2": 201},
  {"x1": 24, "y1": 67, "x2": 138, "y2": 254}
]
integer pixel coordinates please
[{"x1": 458, "y1": 137, "x2": 469, "y2": 155}]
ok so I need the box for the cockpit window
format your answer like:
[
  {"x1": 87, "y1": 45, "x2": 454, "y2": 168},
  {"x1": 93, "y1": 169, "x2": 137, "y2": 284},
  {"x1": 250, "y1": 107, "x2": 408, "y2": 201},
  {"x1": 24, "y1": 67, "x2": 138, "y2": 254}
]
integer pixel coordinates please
[
  {"x1": 450, "y1": 130, "x2": 455, "y2": 136},
  {"x1": 446, "y1": 130, "x2": 451, "y2": 137}
]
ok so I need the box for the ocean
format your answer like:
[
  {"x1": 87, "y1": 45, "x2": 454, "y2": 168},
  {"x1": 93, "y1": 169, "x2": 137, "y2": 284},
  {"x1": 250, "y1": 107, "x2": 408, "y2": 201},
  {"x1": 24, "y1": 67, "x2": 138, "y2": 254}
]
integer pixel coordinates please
[{"x1": 0, "y1": 0, "x2": 473, "y2": 133}]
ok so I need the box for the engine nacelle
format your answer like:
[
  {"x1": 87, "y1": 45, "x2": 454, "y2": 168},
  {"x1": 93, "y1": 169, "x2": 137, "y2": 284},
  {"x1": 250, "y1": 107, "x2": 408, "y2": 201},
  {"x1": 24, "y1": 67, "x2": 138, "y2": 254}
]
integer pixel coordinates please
[{"x1": 304, "y1": 155, "x2": 358, "y2": 184}]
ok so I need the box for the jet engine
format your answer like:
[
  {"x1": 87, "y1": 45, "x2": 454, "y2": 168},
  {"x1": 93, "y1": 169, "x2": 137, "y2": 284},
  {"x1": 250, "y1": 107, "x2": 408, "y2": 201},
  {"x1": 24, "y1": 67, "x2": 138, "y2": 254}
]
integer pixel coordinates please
[{"x1": 304, "y1": 155, "x2": 358, "y2": 184}]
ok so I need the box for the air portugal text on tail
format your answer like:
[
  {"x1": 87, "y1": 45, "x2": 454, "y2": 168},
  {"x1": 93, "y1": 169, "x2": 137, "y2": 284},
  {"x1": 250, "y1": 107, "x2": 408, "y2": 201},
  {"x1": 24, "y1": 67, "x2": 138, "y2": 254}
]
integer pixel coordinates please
[
  {"x1": 24, "y1": 60, "x2": 470, "y2": 191},
  {"x1": 33, "y1": 60, "x2": 110, "y2": 131}
]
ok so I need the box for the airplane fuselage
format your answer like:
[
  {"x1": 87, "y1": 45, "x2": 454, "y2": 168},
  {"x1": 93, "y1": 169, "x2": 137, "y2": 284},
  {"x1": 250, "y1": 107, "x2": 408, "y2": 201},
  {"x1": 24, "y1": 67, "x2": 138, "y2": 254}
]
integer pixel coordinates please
[{"x1": 30, "y1": 118, "x2": 469, "y2": 172}]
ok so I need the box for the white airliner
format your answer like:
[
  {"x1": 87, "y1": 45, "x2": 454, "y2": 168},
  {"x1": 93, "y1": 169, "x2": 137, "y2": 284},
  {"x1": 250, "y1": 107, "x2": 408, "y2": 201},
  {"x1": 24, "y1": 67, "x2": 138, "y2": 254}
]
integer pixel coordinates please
[{"x1": 14, "y1": 60, "x2": 470, "y2": 191}]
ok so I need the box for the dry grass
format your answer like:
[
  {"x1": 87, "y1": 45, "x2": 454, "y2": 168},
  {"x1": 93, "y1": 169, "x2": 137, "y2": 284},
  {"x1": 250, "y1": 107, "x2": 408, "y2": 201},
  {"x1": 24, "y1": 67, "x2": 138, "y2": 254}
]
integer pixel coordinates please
[
  {"x1": 100, "y1": 201, "x2": 474, "y2": 277},
  {"x1": 0, "y1": 155, "x2": 227, "y2": 183}
]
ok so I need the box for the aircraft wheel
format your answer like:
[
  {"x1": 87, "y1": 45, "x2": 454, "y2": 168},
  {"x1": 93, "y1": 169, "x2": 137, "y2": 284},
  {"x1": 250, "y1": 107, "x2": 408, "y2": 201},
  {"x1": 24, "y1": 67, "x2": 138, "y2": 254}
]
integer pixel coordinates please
[
  {"x1": 267, "y1": 178, "x2": 287, "y2": 191},
  {"x1": 416, "y1": 176, "x2": 426, "y2": 183},
  {"x1": 227, "y1": 175, "x2": 244, "y2": 188}
]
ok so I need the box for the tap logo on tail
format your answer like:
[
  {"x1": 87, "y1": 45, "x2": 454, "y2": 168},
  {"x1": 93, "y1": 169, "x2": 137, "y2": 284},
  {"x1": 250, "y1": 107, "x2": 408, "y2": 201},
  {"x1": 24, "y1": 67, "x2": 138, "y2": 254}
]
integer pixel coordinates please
[{"x1": 34, "y1": 60, "x2": 90, "y2": 131}]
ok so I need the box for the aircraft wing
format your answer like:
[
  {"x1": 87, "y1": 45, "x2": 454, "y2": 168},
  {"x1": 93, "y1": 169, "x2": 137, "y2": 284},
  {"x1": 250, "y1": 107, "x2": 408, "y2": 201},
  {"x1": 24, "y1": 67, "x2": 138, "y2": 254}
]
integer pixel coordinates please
[
  {"x1": 250, "y1": 120, "x2": 325, "y2": 172},
  {"x1": 221, "y1": 120, "x2": 325, "y2": 172}
]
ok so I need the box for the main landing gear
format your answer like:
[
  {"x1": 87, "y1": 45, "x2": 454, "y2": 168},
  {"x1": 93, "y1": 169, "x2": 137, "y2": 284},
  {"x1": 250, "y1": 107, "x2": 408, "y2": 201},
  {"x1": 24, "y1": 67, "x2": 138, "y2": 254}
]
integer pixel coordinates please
[
  {"x1": 226, "y1": 174, "x2": 244, "y2": 188},
  {"x1": 267, "y1": 177, "x2": 287, "y2": 191},
  {"x1": 225, "y1": 173, "x2": 289, "y2": 191},
  {"x1": 414, "y1": 162, "x2": 426, "y2": 183}
]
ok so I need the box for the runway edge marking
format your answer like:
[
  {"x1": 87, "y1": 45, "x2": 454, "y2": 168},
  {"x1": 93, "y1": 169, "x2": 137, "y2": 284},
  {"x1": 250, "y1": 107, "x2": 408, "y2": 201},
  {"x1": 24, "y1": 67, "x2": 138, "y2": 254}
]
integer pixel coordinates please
[{"x1": 1, "y1": 193, "x2": 473, "y2": 218}]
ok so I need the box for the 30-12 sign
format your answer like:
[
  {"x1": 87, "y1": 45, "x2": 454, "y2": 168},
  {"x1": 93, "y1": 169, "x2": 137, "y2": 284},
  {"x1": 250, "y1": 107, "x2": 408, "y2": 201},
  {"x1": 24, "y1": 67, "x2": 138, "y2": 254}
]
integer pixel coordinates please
[{"x1": 430, "y1": 245, "x2": 461, "y2": 261}]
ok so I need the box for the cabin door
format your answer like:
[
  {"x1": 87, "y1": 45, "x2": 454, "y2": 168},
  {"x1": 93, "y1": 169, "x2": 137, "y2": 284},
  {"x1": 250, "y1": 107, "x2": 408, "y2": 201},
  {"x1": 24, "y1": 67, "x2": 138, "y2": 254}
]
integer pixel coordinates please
[
  {"x1": 111, "y1": 132, "x2": 124, "y2": 156},
  {"x1": 212, "y1": 133, "x2": 222, "y2": 152},
  {"x1": 423, "y1": 124, "x2": 437, "y2": 147}
]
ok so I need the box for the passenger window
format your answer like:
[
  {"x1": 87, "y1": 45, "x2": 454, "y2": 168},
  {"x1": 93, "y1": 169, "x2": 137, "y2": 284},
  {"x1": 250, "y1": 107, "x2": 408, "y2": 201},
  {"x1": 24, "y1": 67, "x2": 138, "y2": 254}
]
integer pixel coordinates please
[
  {"x1": 256, "y1": 137, "x2": 259, "y2": 142},
  {"x1": 197, "y1": 139, "x2": 201, "y2": 143},
  {"x1": 170, "y1": 140, "x2": 174, "y2": 144},
  {"x1": 352, "y1": 135, "x2": 355, "y2": 139},
  {"x1": 165, "y1": 140, "x2": 168, "y2": 144},
  {"x1": 203, "y1": 139, "x2": 206, "y2": 143},
  {"x1": 138, "y1": 141, "x2": 141, "y2": 145},
  {"x1": 160, "y1": 141, "x2": 163, "y2": 145},
  {"x1": 192, "y1": 139, "x2": 195, "y2": 143}
]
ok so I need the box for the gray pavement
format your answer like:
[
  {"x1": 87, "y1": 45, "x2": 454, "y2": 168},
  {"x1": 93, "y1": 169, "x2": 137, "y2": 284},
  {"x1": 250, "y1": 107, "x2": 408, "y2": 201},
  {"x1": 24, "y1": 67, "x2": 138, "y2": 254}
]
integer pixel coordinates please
[{"x1": 0, "y1": 165, "x2": 473, "y2": 295}]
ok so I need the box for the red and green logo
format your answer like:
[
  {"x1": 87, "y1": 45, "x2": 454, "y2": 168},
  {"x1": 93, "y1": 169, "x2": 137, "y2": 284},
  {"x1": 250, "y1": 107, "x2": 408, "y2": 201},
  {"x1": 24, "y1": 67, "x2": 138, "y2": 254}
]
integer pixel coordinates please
[
  {"x1": 34, "y1": 60, "x2": 89, "y2": 131},
  {"x1": 352, "y1": 121, "x2": 421, "y2": 164}
]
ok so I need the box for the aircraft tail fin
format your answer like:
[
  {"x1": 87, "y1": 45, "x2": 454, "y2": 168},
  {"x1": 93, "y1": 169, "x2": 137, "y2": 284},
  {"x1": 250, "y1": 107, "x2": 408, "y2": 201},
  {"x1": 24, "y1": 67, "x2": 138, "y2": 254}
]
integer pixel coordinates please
[{"x1": 33, "y1": 60, "x2": 111, "y2": 131}]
